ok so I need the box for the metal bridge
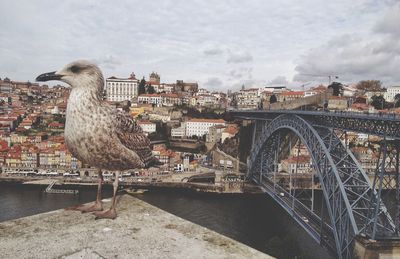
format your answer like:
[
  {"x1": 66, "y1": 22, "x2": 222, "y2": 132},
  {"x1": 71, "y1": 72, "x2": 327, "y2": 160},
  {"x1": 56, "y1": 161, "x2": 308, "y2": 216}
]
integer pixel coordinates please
[{"x1": 231, "y1": 109, "x2": 400, "y2": 259}]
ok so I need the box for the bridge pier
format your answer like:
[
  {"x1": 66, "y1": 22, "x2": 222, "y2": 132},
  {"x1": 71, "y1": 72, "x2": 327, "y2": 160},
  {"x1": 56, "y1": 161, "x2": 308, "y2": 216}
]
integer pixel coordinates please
[{"x1": 354, "y1": 235, "x2": 400, "y2": 259}]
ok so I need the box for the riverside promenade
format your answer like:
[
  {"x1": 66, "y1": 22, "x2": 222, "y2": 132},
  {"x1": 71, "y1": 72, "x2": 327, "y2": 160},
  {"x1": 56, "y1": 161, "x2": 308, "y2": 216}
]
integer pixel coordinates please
[{"x1": 0, "y1": 195, "x2": 272, "y2": 259}]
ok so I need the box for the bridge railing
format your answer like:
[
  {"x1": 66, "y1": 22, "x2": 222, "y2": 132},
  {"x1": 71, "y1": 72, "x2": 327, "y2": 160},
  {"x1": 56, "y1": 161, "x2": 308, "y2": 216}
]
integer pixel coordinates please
[{"x1": 232, "y1": 109, "x2": 400, "y2": 121}]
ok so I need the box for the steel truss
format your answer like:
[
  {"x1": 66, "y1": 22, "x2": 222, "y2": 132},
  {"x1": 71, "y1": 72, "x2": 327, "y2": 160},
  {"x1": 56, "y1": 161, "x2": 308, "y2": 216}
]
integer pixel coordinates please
[
  {"x1": 232, "y1": 110, "x2": 400, "y2": 139},
  {"x1": 248, "y1": 114, "x2": 396, "y2": 259},
  {"x1": 366, "y1": 139, "x2": 400, "y2": 237}
]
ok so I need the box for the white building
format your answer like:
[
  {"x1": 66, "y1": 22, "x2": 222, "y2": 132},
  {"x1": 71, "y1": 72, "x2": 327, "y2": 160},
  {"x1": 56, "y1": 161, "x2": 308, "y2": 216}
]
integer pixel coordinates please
[
  {"x1": 186, "y1": 118, "x2": 226, "y2": 137},
  {"x1": 304, "y1": 91, "x2": 318, "y2": 97},
  {"x1": 138, "y1": 93, "x2": 181, "y2": 106},
  {"x1": 385, "y1": 86, "x2": 400, "y2": 102},
  {"x1": 148, "y1": 113, "x2": 171, "y2": 122},
  {"x1": 137, "y1": 94, "x2": 163, "y2": 106},
  {"x1": 105, "y1": 73, "x2": 139, "y2": 102},
  {"x1": 137, "y1": 121, "x2": 156, "y2": 135},
  {"x1": 236, "y1": 88, "x2": 261, "y2": 110},
  {"x1": 171, "y1": 123, "x2": 186, "y2": 138}
]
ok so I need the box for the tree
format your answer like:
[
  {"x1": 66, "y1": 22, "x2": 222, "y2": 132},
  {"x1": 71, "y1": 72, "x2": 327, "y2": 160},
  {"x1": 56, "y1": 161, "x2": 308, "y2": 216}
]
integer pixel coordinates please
[
  {"x1": 371, "y1": 95, "x2": 387, "y2": 110},
  {"x1": 138, "y1": 78, "x2": 146, "y2": 95},
  {"x1": 328, "y1": 82, "x2": 343, "y2": 96},
  {"x1": 269, "y1": 94, "x2": 277, "y2": 104},
  {"x1": 395, "y1": 94, "x2": 400, "y2": 108},
  {"x1": 147, "y1": 85, "x2": 155, "y2": 94},
  {"x1": 356, "y1": 80, "x2": 382, "y2": 91}
]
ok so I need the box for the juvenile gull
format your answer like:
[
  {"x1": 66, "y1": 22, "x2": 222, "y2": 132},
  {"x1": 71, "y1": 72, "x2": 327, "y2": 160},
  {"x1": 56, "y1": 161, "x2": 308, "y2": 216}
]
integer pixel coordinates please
[{"x1": 36, "y1": 60, "x2": 158, "y2": 219}]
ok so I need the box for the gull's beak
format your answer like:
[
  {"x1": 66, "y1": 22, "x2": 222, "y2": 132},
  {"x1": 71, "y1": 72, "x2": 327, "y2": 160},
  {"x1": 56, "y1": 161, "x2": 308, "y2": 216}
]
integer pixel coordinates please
[{"x1": 36, "y1": 71, "x2": 62, "y2": 82}]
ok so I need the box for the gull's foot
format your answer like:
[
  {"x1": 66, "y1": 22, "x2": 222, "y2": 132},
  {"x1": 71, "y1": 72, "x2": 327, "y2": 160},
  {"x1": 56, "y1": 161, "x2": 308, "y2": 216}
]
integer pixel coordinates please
[
  {"x1": 93, "y1": 208, "x2": 117, "y2": 220},
  {"x1": 66, "y1": 202, "x2": 103, "y2": 213}
]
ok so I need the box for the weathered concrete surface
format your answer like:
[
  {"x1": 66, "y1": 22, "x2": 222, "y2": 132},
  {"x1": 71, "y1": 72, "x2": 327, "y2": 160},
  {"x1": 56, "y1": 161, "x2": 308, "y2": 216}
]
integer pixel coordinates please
[
  {"x1": 0, "y1": 195, "x2": 272, "y2": 259},
  {"x1": 354, "y1": 235, "x2": 400, "y2": 259}
]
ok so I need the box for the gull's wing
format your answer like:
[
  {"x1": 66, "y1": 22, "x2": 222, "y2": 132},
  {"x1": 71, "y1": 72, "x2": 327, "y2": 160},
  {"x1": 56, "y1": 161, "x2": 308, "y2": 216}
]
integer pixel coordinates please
[{"x1": 114, "y1": 111, "x2": 155, "y2": 167}]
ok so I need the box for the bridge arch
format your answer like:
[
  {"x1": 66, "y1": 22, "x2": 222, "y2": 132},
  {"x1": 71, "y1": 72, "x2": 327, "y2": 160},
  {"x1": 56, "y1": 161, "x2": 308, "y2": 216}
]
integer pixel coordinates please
[{"x1": 248, "y1": 114, "x2": 395, "y2": 258}]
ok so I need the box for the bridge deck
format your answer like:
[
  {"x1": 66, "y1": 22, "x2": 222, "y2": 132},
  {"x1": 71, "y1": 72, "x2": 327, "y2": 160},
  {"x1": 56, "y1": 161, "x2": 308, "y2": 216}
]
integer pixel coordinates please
[{"x1": 231, "y1": 109, "x2": 400, "y2": 139}]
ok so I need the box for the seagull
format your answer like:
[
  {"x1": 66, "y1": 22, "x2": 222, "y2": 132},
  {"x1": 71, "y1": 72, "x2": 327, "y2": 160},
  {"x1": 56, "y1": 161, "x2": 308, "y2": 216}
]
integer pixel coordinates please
[{"x1": 36, "y1": 60, "x2": 158, "y2": 219}]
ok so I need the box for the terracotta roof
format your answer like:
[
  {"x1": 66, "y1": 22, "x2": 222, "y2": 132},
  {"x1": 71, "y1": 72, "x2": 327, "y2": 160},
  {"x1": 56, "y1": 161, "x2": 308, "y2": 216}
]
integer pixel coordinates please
[
  {"x1": 351, "y1": 147, "x2": 371, "y2": 153},
  {"x1": 0, "y1": 140, "x2": 8, "y2": 151},
  {"x1": 350, "y1": 103, "x2": 370, "y2": 110},
  {"x1": 161, "y1": 93, "x2": 179, "y2": 98},
  {"x1": 223, "y1": 125, "x2": 239, "y2": 135},
  {"x1": 284, "y1": 155, "x2": 311, "y2": 164}
]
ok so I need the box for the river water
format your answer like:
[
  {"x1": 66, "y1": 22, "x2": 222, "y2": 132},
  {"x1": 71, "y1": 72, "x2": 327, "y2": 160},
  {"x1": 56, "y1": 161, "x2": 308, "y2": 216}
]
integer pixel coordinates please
[{"x1": 0, "y1": 184, "x2": 331, "y2": 259}]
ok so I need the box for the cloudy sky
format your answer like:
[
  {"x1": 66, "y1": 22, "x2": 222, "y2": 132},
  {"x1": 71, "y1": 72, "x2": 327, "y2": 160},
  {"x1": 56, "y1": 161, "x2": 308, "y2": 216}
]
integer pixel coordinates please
[{"x1": 1, "y1": 0, "x2": 399, "y2": 90}]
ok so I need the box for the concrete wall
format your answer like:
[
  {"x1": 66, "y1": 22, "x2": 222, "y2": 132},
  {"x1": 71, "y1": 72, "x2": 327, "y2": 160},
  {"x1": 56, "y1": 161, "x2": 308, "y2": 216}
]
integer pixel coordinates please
[
  {"x1": 267, "y1": 89, "x2": 333, "y2": 110},
  {"x1": 211, "y1": 148, "x2": 246, "y2": 173},
  {"x1": 354, "y1": 235, "x2": 400, "y2": 259}
]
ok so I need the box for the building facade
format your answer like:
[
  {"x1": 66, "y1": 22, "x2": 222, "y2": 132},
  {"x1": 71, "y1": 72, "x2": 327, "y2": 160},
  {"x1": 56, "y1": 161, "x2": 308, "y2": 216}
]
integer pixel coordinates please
[
  {"x1": 105, "y1": 73, "x2": 139, "y2": 102},
  {"x1": 137, "y1": 121, "x2": 156, "y2": 135},
  {"x1": 385, "y1": 86, "x2": 400, "y2": 102},
  {"x1": 186, "y1": 119, "x2": 226, "y2": 137}
]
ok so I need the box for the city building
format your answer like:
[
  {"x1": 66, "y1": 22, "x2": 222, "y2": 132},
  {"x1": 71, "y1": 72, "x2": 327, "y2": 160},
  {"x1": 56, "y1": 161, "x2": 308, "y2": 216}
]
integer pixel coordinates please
[
  {"x1": 138, "y1": 93, "x2": 181, "y2": 107},
  {"x1": 263, "y1": 86, "x2": 289, "y2": 94},
  {"x1": 138, "y1": 94, "x2": 162, "y2": 106},
  {"x1": 149, "y1": 72, "x2": 160, "y2": 84},
  {"x1": 328, "y1": 96, "x2": 349, "y2": 110},
  {"x1": 280, "y1": 155, "x2": 312, "y2": 174},
  {"x1": 171, "y1": 123, "x2": 186, "y2": 138},
  {"x1": 206, "y1": 125, "x2": 225, "y2": 143},
  {"x1": 221, "y1": 124, "x2": 239, "y2": 143},
  {"x1": 105, "y1": 73, "x2": 139, "y2": 102},
  {"x1": 186, "y1": 118, "x2": 226, "y2": 137},
  {"x1": 365, "y1": 90, "x2": 386, "y2": 102},
  {"x1": 385, "y1": 86, "x2": 400, "y2": 102},
  {"x1": 236, "y1": 88, "x2": 261, "y2": 110},
  {"x1": 193, "y1": 94, "x2": 217, "y2": 107},
  {"x1": 351, "y1": 147, "x2": 378, "y2": 175},
  {"x1": 137, "y1": 121, "x2": 156, "y2": 135},
  {"x1": 278, "y1": 91, "x2": 305, "y2": 102}
]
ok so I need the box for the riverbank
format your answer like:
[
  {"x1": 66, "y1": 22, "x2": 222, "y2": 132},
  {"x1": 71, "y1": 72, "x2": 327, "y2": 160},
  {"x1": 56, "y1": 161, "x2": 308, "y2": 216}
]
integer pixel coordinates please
[
  {"x1": 0, "y1": 176, "x2": 262, "y2": 194},
  {"x1": 0, "y1": 194, "x2": 272, "y2": 259}
]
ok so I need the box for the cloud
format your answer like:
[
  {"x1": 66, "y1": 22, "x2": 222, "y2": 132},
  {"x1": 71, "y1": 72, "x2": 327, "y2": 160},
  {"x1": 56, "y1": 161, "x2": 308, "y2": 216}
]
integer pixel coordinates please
[
  {"x1": 269, "y1": 76, "x2": 288, "y2": 85},
  {"x1": 203, "y1": 47, "x2": 223, "y2": 56},
  {"x1": 229, "y1": 70, "x2": 243, "y2": 79},
  {"x1": 0, "y1": 0, "x2": 398, "y2": 89},
  {"x1": 227, "y1": 51, "x2": 253, "y2": 63},
  {"x1": 204, "y1": 77, "x2": 223, "y2": 88},
  {"x1": 92, "y1": 55, "x2": 121, "y2": 69},
  {"x1": 373, "y1": 3, "x2": 400, "y2": 38},
  {"x1": 293, "y1": 2, "x2": 400, "y2": 85}
]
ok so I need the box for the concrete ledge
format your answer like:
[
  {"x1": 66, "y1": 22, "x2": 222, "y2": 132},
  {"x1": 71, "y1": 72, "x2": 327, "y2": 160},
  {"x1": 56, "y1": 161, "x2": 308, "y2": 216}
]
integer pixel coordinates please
[
  {"x1": 0, "y1": 195, "x2": 272, "y2": 259},
  {"x1": 354, "y1": 235, "x2": 400, "y2": 259}
]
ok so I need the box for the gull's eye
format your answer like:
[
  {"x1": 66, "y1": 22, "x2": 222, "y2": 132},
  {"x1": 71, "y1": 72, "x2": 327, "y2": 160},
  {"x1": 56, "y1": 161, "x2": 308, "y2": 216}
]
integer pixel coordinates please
[{"x1": 70, "y1": 65, "x2": 81, "y2": 73}]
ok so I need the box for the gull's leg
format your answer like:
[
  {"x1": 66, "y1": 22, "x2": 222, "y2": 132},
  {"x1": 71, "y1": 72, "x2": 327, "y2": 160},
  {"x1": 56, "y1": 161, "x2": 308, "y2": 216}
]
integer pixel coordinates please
[
  {"x1": 93, "y1": 171, "x2": 119, "y2": 220},
  {"x1": 68, "y1": 170, "x2": 103, "y2": 213}
]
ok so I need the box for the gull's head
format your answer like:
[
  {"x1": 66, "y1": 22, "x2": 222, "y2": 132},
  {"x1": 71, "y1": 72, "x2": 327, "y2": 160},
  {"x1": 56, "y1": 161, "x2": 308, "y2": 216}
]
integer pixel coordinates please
[{"x1": 36, "y1": 60, "x2": 104, "y2": 89}]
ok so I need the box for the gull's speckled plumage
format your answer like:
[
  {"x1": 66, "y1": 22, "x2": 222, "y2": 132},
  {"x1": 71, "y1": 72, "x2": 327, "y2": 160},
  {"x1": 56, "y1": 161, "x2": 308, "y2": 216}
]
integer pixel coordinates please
[{"x1": 56, "y1": 60, "x2": 154, "y2": 170}]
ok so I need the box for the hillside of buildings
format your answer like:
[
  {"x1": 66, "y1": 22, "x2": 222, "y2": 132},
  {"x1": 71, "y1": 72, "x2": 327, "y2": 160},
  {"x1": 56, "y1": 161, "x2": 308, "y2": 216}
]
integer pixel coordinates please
[{"x1": 1, "y1": 74, "x2": 399, "y2": 177}]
